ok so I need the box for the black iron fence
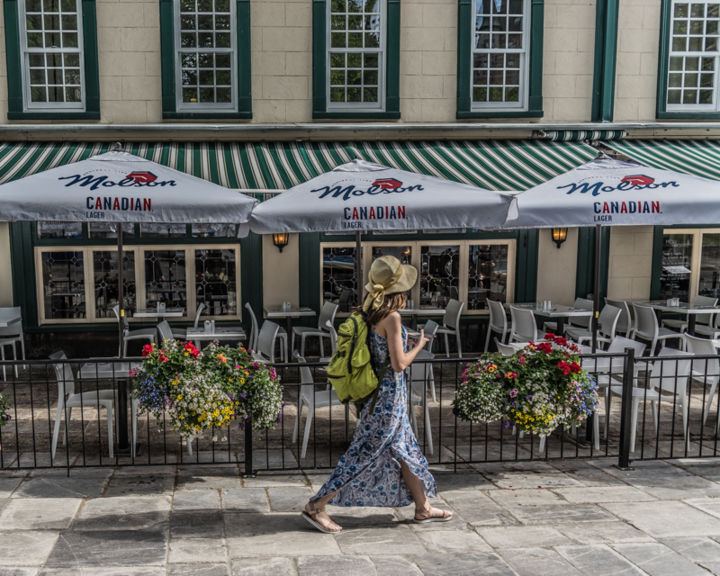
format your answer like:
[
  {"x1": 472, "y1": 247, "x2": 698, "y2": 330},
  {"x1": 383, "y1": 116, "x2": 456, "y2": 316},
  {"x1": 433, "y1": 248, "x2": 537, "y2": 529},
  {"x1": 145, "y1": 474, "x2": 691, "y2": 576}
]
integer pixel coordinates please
[{"x1": 1, "y1": 349, "x2": 719, "y2": 473}]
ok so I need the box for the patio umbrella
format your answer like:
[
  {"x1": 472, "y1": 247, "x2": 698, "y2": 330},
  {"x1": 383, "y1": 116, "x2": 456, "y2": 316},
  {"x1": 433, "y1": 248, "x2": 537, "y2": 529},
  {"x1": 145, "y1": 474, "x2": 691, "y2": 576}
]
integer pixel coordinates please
[
  {"x1": 0, "y1": 150, "x2": 256, "y2": 353},
  {"x1": 504, "y1": 156, "x2": 720, "y2": 349},
  {"x1": 249, "y1": 158, "x2": 515, "y2": 304}
]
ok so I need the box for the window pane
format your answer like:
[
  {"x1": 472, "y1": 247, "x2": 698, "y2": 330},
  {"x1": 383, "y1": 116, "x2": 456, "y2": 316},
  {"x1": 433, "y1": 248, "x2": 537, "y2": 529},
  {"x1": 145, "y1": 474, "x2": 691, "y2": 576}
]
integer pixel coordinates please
[
  {"x1": 699, "y1": 233, "x2": 720, "y2": 298},
  {"x1": 94, "y1": 250, "x2": 136, "y2": 317},
  {"x1": 467, "y1": 244, "x2": 508, "y2": 310},
  {"x1": 322, "y1": 246, "x2": 358, "y2": 313},
  {"x1": 38, "y1": 221, "x2": 82, "y2": 239},
  {"x1": 195, "y1": 249, "x2": 238, "y2": 316},
  {"x1": 144, "y1": 250, "x2": 187, "y2": 310},
  {"x1": 42, "y1": 251, "x2": 86, "y2": 319},
  {"x1": 660, "y1": 234, "x2": 693, "y2": 301},
  {"x1": 140, "y1": 223, "x2": 187, "y2": 238},
  {"x1": 420, "y1": 245, "x2": 459, "y2": 309},
  {"x1": 191, "y1": 223, "x2": 238, "y2": 238}
]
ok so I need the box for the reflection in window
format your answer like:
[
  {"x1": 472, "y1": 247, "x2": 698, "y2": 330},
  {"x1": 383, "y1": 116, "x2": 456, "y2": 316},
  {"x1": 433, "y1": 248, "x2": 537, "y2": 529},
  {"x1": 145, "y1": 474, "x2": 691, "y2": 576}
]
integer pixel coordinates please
[
  {"x1": 144, "y1": 250, "x2": 187, "y2": 309},
  {"x1": 700, "y1": 233, "x2": 720, "y2": 298},
  {"x1": 660, "y1": 233, "x2": 693, "y2": 301},
  {"x1": 322, "y1": 246, "x2": 357, "y2": 312},
  {"x1": 88, "y1": 223, "x2": 136, "y2": 239},
  {"x1": 420, "y1": 245, "x2": 459, "y2": 308},
  {"x1": 195, "y1": 248, "x2": 237, "y2": 316},
  {"x1": 41, "y1": 251, "x2": 85, "y2": 319},
  {"x1": 191, "y1": 223, "x2": 238, "y2": 238},
  {"x1": 467, "y1": 244, "x2": 509, "y2": 310},
  {"x1": 93, "y1": 250, "x2": 136, "y2": 318},
  {"x1": 140, "y1": 223, "x2": 187, "y2": 238},
  {"x1": 38, "y1": 222, "x2": 82, "y2": 239}
]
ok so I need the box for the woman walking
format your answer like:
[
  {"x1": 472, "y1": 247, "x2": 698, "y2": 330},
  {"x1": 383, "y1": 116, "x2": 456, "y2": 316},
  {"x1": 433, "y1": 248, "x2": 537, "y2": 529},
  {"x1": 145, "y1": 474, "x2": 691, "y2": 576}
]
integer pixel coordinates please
[{"x1": 302, "y1": 255, "x2": 453, "y2": 534}]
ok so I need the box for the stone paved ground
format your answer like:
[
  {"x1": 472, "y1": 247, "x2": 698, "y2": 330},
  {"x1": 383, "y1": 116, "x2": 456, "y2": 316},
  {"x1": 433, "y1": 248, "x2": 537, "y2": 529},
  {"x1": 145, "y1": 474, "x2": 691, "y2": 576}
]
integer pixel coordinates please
[{"x1": 2, "y1": 458, "x2": 720, "y2": 575}]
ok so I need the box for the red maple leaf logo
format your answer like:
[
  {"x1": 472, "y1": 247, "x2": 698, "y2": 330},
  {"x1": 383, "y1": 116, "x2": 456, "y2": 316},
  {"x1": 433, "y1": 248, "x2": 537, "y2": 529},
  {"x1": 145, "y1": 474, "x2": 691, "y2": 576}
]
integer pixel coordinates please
[
  {"x1": 621, "y1": 174, "x2": 654, "y2": 186},
  {"x1": 126, "y1": 171, "x2": 158, "y2": 183},
  {"x1": 372, "y1": 178, "x2": 403, "y2": 190}
]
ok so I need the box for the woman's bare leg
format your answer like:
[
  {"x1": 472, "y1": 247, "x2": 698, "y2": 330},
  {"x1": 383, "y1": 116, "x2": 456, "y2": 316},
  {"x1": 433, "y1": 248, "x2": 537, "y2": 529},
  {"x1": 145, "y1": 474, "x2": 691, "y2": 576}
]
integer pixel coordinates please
[
  {"x1": 305, "y1": 491, "x2": 342, "y2": 532},
  {"x1": 400, "y1": 461, "x2": 453, "y2": 520}
]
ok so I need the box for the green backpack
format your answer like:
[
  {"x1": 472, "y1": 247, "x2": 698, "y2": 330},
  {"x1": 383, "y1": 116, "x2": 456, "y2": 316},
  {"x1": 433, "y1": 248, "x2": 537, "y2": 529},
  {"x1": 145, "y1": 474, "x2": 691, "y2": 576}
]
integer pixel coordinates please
[{"x1": 327, "y1": 312, "x2": 389, "y2": 406}]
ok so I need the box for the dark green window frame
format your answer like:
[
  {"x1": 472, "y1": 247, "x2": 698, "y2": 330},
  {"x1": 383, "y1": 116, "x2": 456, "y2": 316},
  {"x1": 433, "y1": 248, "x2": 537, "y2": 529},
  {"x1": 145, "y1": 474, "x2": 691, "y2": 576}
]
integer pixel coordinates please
[
  {"x1": 3, "y1": 0, "x2": 100, "y2": 120},
  {"x1": 312, "y1": 0, "x2": 400, "y2": 120},
  {"x1": 456, "y1": 0, "x2": 544, "y2": 119},
  {"x1": 657, "y1": 0, "x2": 720, "y2": 119},
  {"x1": 159, "y1": 0, "x2": 252, "y2": 120}
]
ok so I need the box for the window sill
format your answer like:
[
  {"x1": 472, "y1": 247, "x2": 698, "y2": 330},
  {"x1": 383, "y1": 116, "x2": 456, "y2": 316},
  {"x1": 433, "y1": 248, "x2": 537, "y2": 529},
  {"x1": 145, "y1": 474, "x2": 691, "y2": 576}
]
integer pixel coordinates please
[
  {"x1": 456, "y1": 110, "x2": 544, "y2": 119},
  {"x1": 162, "y1": 111, "x2": 253, "y2": 120},
  {"x1": 313, "y1": 111, "x2": 401, "y2": 120},
  {"x1": 8, "y1": 111, "x2": 100, "y2": 120}
]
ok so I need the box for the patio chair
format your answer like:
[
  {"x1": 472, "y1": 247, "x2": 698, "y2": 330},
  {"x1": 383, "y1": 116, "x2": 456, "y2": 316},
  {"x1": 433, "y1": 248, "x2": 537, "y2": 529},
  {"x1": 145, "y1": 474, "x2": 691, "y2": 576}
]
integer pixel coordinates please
[
  {"x1": 156, "y1": 320, "x2": 176, "y2": 343},
  {"x1": 605, "y1": 298, "x2": 634, "y2": 337},
  {"x1": 50, "y1": 351, "x2": 138, "y2": 460},
  {"x1": 495, "y1": 338, "x2": 526, "y2": 356},
  {"x1": 408, "y1": 350, "x2": 435, "y2": 455},
  {"x1": 543, "y1": 297, "x2": 592, "y2": 334},
  {"x1": 684, "y1": 333, "x2": 720, "y2": 428},
  {"x1": 170, "y1": 302, "x2": 206, "y2": 339},
  {"x1": 631, "y1": 303, "x2": 683, "y2": 355},
  {"x1": 566, "y1": 304, "x2": 621, "y2": 349},
  {"x1": 484, "y1": 299, "x2": 509, "y2": 352},
  {"x1": 113, "y1": 305, "x2": 156, "y2": 357},
  {"x1": 291, "y1": 301, "x2": 338, "y2": 358},
  {"x1": 423, "y1": 298, "x2": 464, "y2": 358},
  {"x1": 253, "y1": 320, "x2": 282, "y2": 363},
  {"x1": 509, "y1": 305, "x2": 538, "y2": 343},
  {"x1": 0, "y1": 307, "x2": 24, "y2": 380},
  {"x1": 245, "y1": 302, "x2": 287, "y2": 361},
  {"x1": 291, "y1": 354, "x2": 343, "y2": 459},
  {"x1": 608, "y1": 348, "x2": 693, "y2": 452},
  {"x1": 662, "y1": 295, "x2": 718, "y2": 334},
  {"x1": 407, "y1": 320, "x2": 440, "y2": 401}
]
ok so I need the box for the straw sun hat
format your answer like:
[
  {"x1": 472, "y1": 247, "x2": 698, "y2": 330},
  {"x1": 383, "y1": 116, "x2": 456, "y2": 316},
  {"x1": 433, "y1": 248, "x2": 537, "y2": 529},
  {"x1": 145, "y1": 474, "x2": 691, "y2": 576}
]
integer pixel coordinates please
[{"x1": 363, "y1": 255, "x2": 418, "y2": 312}]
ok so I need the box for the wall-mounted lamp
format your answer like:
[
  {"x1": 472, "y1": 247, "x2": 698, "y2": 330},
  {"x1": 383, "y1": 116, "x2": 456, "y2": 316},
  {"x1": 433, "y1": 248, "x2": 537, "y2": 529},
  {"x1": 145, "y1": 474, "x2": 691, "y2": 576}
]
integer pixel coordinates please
[
  {"x1": 272, "y1": 232, "x2": 289, "y2": 252},
  {"x1": 551, "y1": 227, "x2": 568, "y2": 249}
]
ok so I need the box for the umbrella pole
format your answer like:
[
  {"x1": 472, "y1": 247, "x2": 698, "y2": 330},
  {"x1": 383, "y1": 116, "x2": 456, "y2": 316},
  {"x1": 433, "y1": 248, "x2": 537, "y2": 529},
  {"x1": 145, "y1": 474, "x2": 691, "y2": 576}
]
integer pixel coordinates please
[
  {"x1": 355, "y1": 231, "x2": 363, "y2": 308},
  {"x1": 118, "y1": 223, "x2": 124, "y2": 358},
  {"x1": 592, "y1": 224, "x2": 601, "y2": 352}
]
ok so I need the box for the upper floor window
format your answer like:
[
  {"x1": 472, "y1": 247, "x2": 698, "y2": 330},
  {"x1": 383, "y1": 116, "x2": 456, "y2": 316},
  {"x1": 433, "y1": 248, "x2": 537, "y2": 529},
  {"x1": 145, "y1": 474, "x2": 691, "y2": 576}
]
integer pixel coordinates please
[
  {"x1": 457, "y1": 0, "x2": 543, "y2": 118},
  {"x1": 160, "y1": 0, "x2": 251, "y2": 119},
  {"x1": 313, "y1": 0, "x2": 400, "y2": 119},
  {"x1": 3, "y1": 0, "x2": 99, "y2": 119},
  {"x1": 661, "y1": 1, "x2": 720, "y2": 115}
]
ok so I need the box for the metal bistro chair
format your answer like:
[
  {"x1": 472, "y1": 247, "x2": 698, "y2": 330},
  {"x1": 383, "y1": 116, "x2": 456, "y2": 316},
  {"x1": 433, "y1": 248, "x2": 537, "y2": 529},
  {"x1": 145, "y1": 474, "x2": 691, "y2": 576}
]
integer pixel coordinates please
[
  {"x1": 0, "y1": 307, "x2": 24, "y2": 380},
  {"x1": 423, "y1": 298, "x2": 464, "y2": 358},
  {"x1": 509, "y1": 305, "x2": 538, "y2": 343},
  {"x1": 245, "y1": 302, "x2": 288, "y2": 361},
  {"x1": 484, "y1": 299, "x2": 509, "y2": 352},
  {"x1": 113, "y1": 305, "x2": 156, "y2": 357},
  {"x1": 291, "y1": 301, "x2": 339, "y2": 358}
]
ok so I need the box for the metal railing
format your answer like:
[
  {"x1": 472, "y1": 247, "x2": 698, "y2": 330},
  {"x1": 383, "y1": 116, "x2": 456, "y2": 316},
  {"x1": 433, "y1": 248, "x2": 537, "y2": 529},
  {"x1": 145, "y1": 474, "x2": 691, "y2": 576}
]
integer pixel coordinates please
[{"x1": 1, "y1": 349, "x2": 719, "y2": 473}]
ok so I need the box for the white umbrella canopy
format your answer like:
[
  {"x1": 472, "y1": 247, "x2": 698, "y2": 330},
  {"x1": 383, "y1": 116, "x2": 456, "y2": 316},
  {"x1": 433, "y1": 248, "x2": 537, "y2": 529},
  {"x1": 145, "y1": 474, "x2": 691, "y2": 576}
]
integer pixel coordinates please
[
  {"x1": 250, "y1": 159, "x2": 514, "y2": 233},
  {"x1": 504, "y1": 156, "x2": 720, "y2": 229},
  {"x1": 0, "y1": 150, "x2": 256, "y2": 225}
]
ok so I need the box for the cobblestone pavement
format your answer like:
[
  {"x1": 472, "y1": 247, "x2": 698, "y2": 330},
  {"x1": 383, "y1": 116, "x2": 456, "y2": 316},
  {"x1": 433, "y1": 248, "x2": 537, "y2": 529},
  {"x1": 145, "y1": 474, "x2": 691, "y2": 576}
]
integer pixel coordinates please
[{"x1": 2, "y1": 458, "x2": 720, "y2": 575}]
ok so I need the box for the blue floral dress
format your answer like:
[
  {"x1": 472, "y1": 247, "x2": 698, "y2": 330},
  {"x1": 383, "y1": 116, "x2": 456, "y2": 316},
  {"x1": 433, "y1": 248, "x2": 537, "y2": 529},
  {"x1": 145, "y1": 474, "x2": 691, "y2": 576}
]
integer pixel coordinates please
[{"x1": 310, "y1": 325, "x2": 437, "y2": 507}]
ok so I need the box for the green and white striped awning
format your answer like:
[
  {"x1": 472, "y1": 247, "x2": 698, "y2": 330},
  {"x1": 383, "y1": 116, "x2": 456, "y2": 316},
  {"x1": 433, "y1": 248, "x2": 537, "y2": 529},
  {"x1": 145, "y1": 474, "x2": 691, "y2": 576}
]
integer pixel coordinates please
[
  {"x1": 607, "y1": 139, "x2": 720, "y2": 181},
  {"x1": 0, "y1": 140, "x2": 596, "y2": 192}
]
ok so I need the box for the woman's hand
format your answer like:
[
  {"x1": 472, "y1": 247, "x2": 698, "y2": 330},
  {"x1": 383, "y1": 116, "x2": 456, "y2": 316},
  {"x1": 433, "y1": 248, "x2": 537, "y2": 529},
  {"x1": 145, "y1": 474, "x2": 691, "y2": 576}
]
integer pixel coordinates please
[{"x1": 411, "y1": 329, "x2": 430, "y2": 351}]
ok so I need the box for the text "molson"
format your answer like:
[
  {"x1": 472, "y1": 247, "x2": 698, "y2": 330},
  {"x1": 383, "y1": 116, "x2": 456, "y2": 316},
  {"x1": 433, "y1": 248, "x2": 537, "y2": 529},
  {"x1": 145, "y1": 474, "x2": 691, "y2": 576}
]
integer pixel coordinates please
[
  {"x1": 58, "y1": 170, "x2": 177, "y2": 192},
  {"x1": 557, "y1": 174, "x2": 679, "y2": 197},
  {"x1": 310, "y1": 177, "x2": 423, "y2": 201}
]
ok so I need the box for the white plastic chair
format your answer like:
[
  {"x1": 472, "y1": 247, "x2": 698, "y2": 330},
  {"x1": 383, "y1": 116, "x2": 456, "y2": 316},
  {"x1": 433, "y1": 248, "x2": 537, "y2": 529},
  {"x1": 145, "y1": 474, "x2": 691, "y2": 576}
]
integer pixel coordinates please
[
  {"x1": 427, "y1": 298, "x2": 464, "y2": 358},
  {"x1": 608, "y1": 348, "x2": 693, "y2": 452},
  {"x1": 662, "y1": 295, "x2": 718, "y2": 334},
  {"x1": 156, "y1": 320, "x2": 175, "y2": 343},
  {"x1": 291, "y1": 301, "x2": 338, "y2": 358},
  {"x1": 495, "y1": 338, "x2": 525, "y2": 356},
  {"x1": 253, "y1": 320, "x2": 281, "y2": 363},
  {"x1": 484, "y1": 299, "x2": 509, "y2": 352},
  {"x1": 566, "y1": 304, "x2": 621, "y2": 348},
  {"x1": 112, "y1": 305, "x2": 156, "y2": 357},
  {"x1": 509, "y1": 305, "x2": 538, "y2": 343},
  {"x1": 631, "y1": 303, "x2": 683, "y2": 355},
  {"x1": 50, "y1": 351, "x2": 138, "y2": 460},
  {"x1": 605, "y1": 298, "x2": 634, "y2": 337},
  {"x1": 245, "y1": 302, "x2": 287, "y2": 361},
  {"x1": 684, "y1": 333, "x2": 720, "y2": 428},
  {"x1": 171, "y1": 302, "x2": 206, "y2": 339},
  {"x1": 543, "y1": 297, "x2": 592, "y2": 334},
  {"x1": 0, "y1": 307, "x2": 24, "y2": 380},
  {"x1": 409, "y1": 350, "x2": 434, "y2": 455},
  {"x1": 291, "y1": 354, "x2": 342, "y2": 458}
]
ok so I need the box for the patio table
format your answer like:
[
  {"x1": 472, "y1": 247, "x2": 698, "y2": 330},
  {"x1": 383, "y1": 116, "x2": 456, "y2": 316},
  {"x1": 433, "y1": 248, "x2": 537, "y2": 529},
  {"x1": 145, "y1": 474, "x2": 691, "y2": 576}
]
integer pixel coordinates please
[
  {"x1": 78, "y1": 360, "x2": 141, "y2": 454},
  {"x1": 186, "y1": 326, "x2": 247, "y2": 349},
  {"x1": 639, "y1": 300, "x2": 718, "y2": 336},
  {"x1": 400, "y1": 307, "x2": 445, "y2": 330},
  {"x1": 510, "y1": 302, "x2": 593, "y2": 336},
  {"x1": 133, "y1": 307, "x2": 185, "y2": 320},
  {"x1": 263, "y1": 305, "x2": 316, "y2": 336},
  {"x1": 0, "y1": 307, "x2": 21, "y2": 328}
]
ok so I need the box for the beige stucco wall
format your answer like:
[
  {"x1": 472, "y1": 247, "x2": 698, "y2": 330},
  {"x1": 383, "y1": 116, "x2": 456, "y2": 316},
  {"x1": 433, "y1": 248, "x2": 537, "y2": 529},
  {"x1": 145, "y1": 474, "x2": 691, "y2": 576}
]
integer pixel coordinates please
[
  {"x1": 614, "y1": 0, "x2": 661, "y2": 122},
  {"x1": 606, "y1": 226, "x2": 653, "y2": 301},
  {"x1": 536, "y1": 227, "x2": 579, "y2": 305},
  {"x1": 0, "y1": 223, "x2": 12, "y2": 306},
  {"x1": 261, "y1": 234, "x2": 300, "y2": 307}
]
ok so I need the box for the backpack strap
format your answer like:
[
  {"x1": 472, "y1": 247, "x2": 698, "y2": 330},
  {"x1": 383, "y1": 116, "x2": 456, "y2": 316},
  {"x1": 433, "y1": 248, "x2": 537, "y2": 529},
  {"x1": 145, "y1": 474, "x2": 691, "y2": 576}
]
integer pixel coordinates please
[{"x1": 356, "y1": 311, "x2": 390, "y2": 415}]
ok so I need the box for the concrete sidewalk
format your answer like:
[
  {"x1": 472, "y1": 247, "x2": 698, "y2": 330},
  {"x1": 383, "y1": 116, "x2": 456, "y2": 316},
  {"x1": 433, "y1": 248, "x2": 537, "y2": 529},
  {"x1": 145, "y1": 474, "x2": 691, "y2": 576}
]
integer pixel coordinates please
[{"x1": 1, "y1": 458, "x2": 720, "y2": 575}]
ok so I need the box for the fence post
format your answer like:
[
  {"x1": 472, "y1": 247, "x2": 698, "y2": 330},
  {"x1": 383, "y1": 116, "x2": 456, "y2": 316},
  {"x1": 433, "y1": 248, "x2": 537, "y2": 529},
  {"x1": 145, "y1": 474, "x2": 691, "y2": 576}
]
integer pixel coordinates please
[
  {"x1": 617, "y1": 347, "x2": 635, "y2": 469},
  {"x1": 243, "y1": 414, "x2": 254, "y2": 477}
]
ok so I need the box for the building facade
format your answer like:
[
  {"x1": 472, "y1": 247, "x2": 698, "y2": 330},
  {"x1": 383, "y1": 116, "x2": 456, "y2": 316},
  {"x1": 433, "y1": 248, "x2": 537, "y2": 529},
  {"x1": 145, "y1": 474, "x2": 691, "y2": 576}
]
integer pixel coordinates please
[{"x1": 0, "y1": 0, "x2": 718, "y2": 352}]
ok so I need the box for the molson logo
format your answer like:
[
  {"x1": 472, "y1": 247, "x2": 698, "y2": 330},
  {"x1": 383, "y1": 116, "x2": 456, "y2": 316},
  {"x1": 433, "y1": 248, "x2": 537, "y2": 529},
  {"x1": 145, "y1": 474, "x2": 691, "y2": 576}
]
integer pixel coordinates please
[
  {"x1": 557, "y1": 173, "x2": 679, "y2": 197},
  {"x1": 59, "y1": 170, "x2": 177, "y2": 192}
]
